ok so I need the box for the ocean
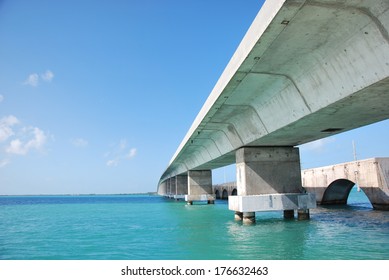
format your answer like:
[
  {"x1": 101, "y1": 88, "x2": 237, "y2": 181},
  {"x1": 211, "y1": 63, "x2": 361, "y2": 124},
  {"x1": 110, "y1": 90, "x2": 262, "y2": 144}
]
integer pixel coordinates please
[{"x1": 1, "y1": 187, "x2": 388, "y2": 260}]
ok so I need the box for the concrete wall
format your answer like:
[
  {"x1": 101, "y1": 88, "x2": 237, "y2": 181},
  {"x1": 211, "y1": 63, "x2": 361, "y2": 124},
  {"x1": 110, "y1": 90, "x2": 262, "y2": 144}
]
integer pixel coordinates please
[{"x1": 302, "y1": 158, "x2": 389, "y2": 210}]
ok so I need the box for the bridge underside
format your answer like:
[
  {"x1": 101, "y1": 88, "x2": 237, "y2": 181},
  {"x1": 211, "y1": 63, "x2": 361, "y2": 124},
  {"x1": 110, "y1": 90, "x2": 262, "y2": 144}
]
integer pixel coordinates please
[
  {"x1": 158, "y1": 0, "x2": 389, "y2": 220},
  {"x1": 160, "y1": 0, "x2": 389, "y2": 181}
]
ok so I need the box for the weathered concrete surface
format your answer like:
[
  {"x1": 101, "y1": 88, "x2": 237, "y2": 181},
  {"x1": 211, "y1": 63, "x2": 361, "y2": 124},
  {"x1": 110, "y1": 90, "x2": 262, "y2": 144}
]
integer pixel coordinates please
[
  {"x1": 228, "y1": 193, "x2": 316, "y2": 212},
  {"x1": 170, "y1": 177, "x2": 176, "y2": 196},
  {"x1": 158, "y1": 180, "x2": 167, "y2": 196},
  {"x1": 186, "y1": 170, "x2": 215, "y2": 204},
  {"x1": 176, "y1": 175, "x2": 188, "y2": 196},
  {"x1": 158, "y1": 0, "x2": 389, "y2": 192},
  {"x1": 230, "y1": 147, "x2": 315, "y2": 221},
  {"x1": 302, "y1": 158, "x2": 389, "y2": 210},
  {"x1": 236, "y1": 147, "x2": 303, "y2": 195}
]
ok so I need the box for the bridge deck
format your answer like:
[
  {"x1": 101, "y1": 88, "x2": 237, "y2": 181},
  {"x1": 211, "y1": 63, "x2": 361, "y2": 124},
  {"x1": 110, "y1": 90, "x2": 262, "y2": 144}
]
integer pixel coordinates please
[{"x1": 159, "y1": 0, "x2": 389, "y2": 186}]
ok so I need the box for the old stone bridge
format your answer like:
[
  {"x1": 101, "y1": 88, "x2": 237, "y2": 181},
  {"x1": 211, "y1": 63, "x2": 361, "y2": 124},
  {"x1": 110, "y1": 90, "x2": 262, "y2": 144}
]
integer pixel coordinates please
[{"x1": 211, "y1": 158, "x2": 389, "y2": 210}]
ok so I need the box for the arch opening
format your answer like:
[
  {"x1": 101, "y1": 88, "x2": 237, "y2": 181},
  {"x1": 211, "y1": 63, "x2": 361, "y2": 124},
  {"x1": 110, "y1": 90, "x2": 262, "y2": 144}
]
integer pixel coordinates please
[
  {"x1": 321, "y1": 179, "x2": 355, "y2": 205},
  {"x1": 222, "y1": 189, "x2": 229, "y2": 200},
  {"x1": 231, "y1": 188, "x2": 237, "y2": 196},
  {"x1": 215, "y1": 190, "x2": 220, "y2": 199}
]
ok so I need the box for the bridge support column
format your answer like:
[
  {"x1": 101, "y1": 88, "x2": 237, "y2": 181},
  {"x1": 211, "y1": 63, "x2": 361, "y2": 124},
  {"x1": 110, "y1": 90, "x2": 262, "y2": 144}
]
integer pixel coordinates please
[
  {"x1": 170, "y1": 177, "x2": 176, "y2": 199},
  {"x1": 185, "y1": 170, "x2": 215, "y2": 205},
  {"x1": 243, "y1": 212, "x2": 255, "y2": 224},
  {"x1": 174, "y1": 175, "x2": 188, "y2": 201},
  {"x1": 234, "y1": 211, "x2": 256, "y2": 224},
  {"x1": 234, "y1": 211, "x2": 243, "y2": 221},
  {"x1": 229, "y1": 147, "x2": 316, "y2": 223},
  {"x1": 298, "y1": 209, "x2": 310, "y2": 220},
  {"x1": 284, "y1": 210, "x2": 295, "y2": 219},
  {"x1": 166, "y1": 178, "x2": 172, "y2": 198},
  {"x1": 158, "y1": 180, "x2": 167, "y2": 196}
]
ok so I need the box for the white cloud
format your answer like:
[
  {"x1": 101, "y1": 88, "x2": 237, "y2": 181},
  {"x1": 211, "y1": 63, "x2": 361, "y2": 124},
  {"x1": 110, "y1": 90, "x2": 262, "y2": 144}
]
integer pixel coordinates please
[
  {"x1": 5, "y1": 126, "x2": 47, "y2": 155},
  {"x1": 0, "y1": 115, "x2": 19, "y2": 142},
  {"x1": 26, "y1": 127, "x2": 47, "y2": 150},
  {"x1": 24, "y1": 70, "x2": 54, "y2": 87},
  {"x1": 0, "y1": 116, "x2": 50, "y2": 169},
  {"x1": 24, "y1": 73, "x2": 39, "y2": 87},
  {"x1": 41, "y1": 70, "x2": 54, "y2": 82},
  {"x1": 71, "y1": 138, "x2": 88, "y2": 148},
  {"x1": 127, "y1": 148, "x2": 137, "y2": 159},
  {"x1": 105, "y1": 139, "x2": 137, "y2": 167},
  {"x1": 106, "y1": 159, "x2": 119, "y2": 167},
  {"x1": 6, "y1": 139, "x2": 25, "y2": 155},
  {"x1": 0, "y1": 94, "x2": 4, "y2": 103}
]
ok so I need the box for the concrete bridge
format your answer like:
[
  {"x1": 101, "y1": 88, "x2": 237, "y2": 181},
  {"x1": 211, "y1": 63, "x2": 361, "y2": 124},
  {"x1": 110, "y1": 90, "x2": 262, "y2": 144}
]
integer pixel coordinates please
[
  {"x1": 158, "y1": 0, "x2": 389, "y2": 223},
  {"x1": 212, "y1": 158, "x2": 389, "y2": 210}
]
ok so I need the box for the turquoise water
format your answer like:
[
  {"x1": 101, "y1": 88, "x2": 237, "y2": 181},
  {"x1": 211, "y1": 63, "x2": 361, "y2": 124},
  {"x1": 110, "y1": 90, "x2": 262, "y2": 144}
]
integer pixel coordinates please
[{"x1": 0, "y1": 188, "x2": 388, "y2": 260}]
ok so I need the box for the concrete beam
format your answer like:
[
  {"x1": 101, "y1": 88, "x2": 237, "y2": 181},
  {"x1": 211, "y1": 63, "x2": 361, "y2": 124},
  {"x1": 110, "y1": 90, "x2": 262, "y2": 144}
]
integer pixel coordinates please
[{"x1": 229, "y1": 193, "x2": 316, "y2": 212}]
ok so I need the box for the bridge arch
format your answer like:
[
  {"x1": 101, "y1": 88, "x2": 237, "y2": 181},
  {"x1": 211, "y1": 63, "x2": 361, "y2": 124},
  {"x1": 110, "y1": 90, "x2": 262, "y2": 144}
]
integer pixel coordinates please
[
  {"x1": 222, "y1": 189, "x2": 229, "y2": 200},
  {"x1": 321, "y1": 179, "x2": 355, "y2": 205},
  {"x1": 215, "y1": 190, "x2": 221, "y2": 199},
  {"x1": 231, "y1": 188, "x2": 237, "y2": 196}
]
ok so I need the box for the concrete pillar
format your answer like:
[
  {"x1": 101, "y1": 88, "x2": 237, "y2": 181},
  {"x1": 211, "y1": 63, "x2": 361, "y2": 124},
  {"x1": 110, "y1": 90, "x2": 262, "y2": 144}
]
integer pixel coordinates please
[
  {"x1": 176, "y1": 175, "x2": 188, "y2": 195},
  {"x1": 234, "y1": 211, "x2": 243, "y2": 221},
  {"x1": 229, "y1": 147, "x2": 316, "y2": 222},
  {"x1": 188, "y1": 170, "x2": 212, "y2": 195},
  {"x1": 158, "y1": 181, "x2": 167, "y2": 196},
  {"x1": 173, "y1": 175, "x2": 188, "y2": 201},
  {"x1": 166, "y1": 178, "x2": 171, "y2": 197},
  {"x1": 298, "y1": 209, "x2": 310, "y2": 220},
  {"x1": 243, "y1": 212, "x2": 255, "y2": 224},
  {"x1": 236, "y1": 147, "x2": 303, "y2": 195},
  {"x1": 170, "y1": 177, "x2": 176, "y2": 198},
  {"x1": 185, "y1": 170, "x2": 215, "y2": 204},
  {"x1": 284, "y1": 210, "x2": 295, "y2": 219}
]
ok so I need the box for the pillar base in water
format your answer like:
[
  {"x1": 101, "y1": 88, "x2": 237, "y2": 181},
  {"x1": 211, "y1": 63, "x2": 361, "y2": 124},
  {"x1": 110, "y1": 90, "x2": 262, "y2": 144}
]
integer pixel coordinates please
[
  {"x1": 234, "y1": 211, "x2": 255, "y2": 224},
  {"x1": 185, "y1": 194, "x2": 215, "y2": 205},
  {"x1": 298, "y1": 209, "x2": 310, "y2": 220},
  {"x1": 284, "y1": 210, "x2": 295, "y2": 219},
  {"x1": 243, "y1": 212, "x2": 255, "y2": 224},
  {"x1": 234, "y1": 211, "x2": 243, "y2": 221}
]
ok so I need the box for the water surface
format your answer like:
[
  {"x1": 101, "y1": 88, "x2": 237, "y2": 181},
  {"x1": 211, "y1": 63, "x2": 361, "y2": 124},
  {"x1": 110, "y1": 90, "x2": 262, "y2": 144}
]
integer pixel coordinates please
[{"x1": 1, "y1": 188, "x2": 388, "y2": 260}]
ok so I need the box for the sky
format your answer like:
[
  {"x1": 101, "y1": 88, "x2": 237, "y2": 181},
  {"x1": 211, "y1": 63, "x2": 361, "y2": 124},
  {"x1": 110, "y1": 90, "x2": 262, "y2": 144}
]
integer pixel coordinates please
[{"x1": 0, "y1": 0, "x2": 388, "y2": 195}]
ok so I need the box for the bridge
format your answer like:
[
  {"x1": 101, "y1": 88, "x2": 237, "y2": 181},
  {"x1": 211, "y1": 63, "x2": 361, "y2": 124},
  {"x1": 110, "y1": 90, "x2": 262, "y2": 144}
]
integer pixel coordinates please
[
  {"x1": 303, "y1": 157, "x2": 389, "y2": 210},
  {"x1": 213, "y1": 157, "x2": 389, "y2": 210},
  {"x1": 158, "y1": 0, "x2": 389, "y2": 223}
]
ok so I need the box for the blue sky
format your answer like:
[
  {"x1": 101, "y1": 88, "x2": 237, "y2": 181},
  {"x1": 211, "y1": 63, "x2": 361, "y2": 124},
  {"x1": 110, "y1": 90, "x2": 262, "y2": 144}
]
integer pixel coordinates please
[{"x1": 0, "y1": 0, "x2": 388, "y2": 195}]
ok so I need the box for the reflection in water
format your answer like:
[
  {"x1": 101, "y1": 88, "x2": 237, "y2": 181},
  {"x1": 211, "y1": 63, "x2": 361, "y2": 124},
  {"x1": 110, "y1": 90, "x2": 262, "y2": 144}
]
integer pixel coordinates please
[
  {"x1": 226, "y1": 214, "x2": 311, "y2": 259},
  {"x1": 157, "y1": 188, "x2": 389, "y2": 259}
]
